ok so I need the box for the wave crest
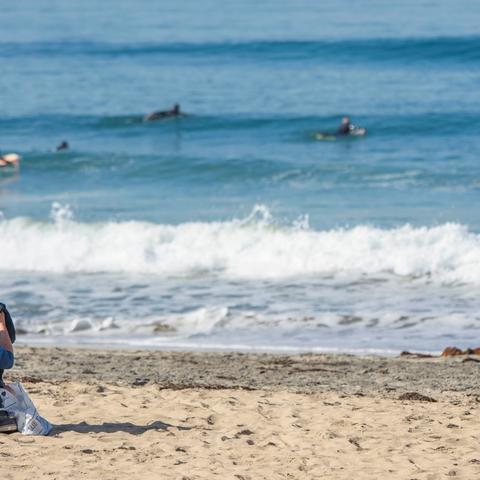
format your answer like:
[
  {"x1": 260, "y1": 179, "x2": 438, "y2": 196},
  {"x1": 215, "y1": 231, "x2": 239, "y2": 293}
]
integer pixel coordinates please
[{"x1": 0, "y1": 205, "x2": 479, "y2": 284}]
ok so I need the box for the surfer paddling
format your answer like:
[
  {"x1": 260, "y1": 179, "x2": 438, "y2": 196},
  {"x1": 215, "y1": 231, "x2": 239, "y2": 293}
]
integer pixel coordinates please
[
  {"x1": 56, "y1": 141, "x2": 69, "y2": 151},
  {"x1": 144, "y1": 103, "x2": 183, "y2": 121}
]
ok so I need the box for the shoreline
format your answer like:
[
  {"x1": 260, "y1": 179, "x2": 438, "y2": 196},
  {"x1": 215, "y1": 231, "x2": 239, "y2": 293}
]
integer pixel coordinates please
[
  {"x1": 15, "y1": 337, "x2": 408, "y2": 356},
  {"x1": 8, "y1": 346, "x2": 480, "y2": 397}
]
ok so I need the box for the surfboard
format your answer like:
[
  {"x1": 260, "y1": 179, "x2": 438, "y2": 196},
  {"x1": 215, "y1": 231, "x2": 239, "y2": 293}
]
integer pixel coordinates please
[
  {"x1": 314, "y1": 127, "x2": 367, "y2": 141},
  {"x1": 314, "y1": 133, "x2": 337, "y2": 141}
]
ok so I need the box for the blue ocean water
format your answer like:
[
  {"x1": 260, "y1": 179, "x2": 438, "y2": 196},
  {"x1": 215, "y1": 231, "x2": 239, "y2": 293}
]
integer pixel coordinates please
[{"x1": 1, "y1": 1, "x2": 480, "y2": 353}]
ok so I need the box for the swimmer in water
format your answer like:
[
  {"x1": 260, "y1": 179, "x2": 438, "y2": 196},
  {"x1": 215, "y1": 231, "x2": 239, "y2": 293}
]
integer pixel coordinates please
[
  {"x1": 56, "y1": 141, "x2": 69, "y2": 151},
  {"x1": 143, "y1": 103, "x2": 182, "y2": 121}
]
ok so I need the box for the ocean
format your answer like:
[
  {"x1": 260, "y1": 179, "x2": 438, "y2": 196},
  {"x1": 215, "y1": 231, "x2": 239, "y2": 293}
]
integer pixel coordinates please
[{"x1": 1, "y1": 0, "x2": 480, "y2": 353}]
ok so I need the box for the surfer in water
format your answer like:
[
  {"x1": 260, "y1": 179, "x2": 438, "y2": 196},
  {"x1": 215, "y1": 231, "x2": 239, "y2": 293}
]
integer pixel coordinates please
[
  {"x1": 334, "y1": 116, "x2": 367, "y2": 137},
  {"x1": 56, "y1": 141, "x2": 69, "y2": 151},
  {"x1": 144, "y1": 103, "x2": 182, "y2": 121},
  {"x1": 315, "y1": 116, "x2": 366, "y2": 141},
  {"x1": 337, "y1": 116, "x2": 353, "y2": 135}
]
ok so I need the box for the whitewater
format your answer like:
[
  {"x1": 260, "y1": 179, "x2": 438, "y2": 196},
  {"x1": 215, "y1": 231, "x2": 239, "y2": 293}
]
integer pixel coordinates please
[
  {"x1": 2, "y1": 204, "x2": 480, "y2": 285},
  {"x1": 0, "y1": 204, "x2": 479, "y2": 354}
]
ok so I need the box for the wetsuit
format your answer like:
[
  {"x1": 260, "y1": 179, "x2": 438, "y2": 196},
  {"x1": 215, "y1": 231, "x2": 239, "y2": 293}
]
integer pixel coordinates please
[{"x1": 337, "y1": 122, "x2": 351, "y2": 135}]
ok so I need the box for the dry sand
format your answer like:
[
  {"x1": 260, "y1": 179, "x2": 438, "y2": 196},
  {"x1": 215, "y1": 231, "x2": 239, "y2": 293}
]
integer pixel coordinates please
[{"x1": 2, "y1": 346, "x2": 480, "y2": 479}]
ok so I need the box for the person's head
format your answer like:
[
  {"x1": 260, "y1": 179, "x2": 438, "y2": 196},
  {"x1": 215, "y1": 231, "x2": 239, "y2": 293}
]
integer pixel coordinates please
[{"x1": 342, "y1": 116, "x2": 350, "y2": 124}]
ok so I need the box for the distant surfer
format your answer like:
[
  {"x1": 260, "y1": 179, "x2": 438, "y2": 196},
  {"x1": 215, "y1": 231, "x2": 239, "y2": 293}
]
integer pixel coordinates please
[
  {"x1": 336, "y1": 116, "x2": 366, "y2": 137},
  {"x1": 56, "y1": 141, "x2": 69, "y2": 151},
  {"x1": 315, "y1": 116, "x2": 366, "y2": 141},
  {"x1": 144, "y1": 103, "x2": 182, "y2": 121},
  {"x1": 337, "y1": 116, "x2": 352, "y2": 135},
  {"x1": 0, "y1": 153, "x2": 20, "y2": 168}
]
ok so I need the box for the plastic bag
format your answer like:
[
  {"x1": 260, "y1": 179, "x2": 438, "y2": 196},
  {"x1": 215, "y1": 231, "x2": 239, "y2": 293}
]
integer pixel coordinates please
[{"x1": 0, "y1": 382, "x2": 52, "y2": 435}]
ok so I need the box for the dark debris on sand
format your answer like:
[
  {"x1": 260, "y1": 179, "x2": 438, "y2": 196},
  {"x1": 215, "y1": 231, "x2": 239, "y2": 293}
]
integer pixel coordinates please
[{"x1": 8, "y1": 346, "x2": 480, "y2": 399}]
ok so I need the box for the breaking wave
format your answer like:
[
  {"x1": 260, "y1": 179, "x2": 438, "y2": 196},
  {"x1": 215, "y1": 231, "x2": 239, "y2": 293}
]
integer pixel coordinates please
[{"x1": 0, "y1": 204, "x2": 479, "y2": 285}]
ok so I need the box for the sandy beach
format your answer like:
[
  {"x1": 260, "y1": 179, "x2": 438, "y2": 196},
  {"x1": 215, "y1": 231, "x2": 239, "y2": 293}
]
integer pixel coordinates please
[{"x1": 1, "y1": 346, "x2": 479, "y2": 479}]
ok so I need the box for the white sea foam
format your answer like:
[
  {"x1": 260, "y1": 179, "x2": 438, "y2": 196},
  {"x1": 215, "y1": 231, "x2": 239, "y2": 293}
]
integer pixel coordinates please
[
  {"x1": 50, "y1": 202, "x2": 74, "y2": 223},
  {"x1": 1, "y1": 204, "x2": 479, "y2": 285}
]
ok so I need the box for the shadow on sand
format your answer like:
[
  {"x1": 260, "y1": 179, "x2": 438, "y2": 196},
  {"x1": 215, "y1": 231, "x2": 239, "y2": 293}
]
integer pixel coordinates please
[{"x1": 52, "y1": 420, "x2": 192, "y2": 435}]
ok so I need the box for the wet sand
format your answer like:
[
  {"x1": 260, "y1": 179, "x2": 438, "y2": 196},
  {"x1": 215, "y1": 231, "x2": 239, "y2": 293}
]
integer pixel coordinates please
[{"x1": 3, "y1": 346, "x2": 480, "y2": 479}]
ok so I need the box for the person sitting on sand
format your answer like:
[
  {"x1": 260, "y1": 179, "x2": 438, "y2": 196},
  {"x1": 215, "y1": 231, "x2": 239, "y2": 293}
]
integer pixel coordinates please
[
  {"x1": 0, "y1": 153, "x2": 21, "y2": 168},
  {"x1": 0, "y1": 303, "x2": 15, "y2": 387},
  {"x1": 56, "y1": 141, "x2": 69, "y2": 151},
  {"x1": 143, "y1": 103, "x2": 182, "y2": 121}
]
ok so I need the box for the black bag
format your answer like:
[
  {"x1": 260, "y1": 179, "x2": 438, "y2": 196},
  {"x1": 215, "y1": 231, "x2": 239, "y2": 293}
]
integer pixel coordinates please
[
  {"x1": 0, "y1": 409, "x2": 17, "y2": 434},
  {"x1": 0, "y1": 303, "x2": 16, "y2": 385}
]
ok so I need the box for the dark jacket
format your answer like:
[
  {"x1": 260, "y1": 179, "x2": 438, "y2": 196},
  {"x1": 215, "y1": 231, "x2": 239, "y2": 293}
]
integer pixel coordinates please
[{"x1": 0, "y1": 303, "x2": 15, "y2": 384}]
